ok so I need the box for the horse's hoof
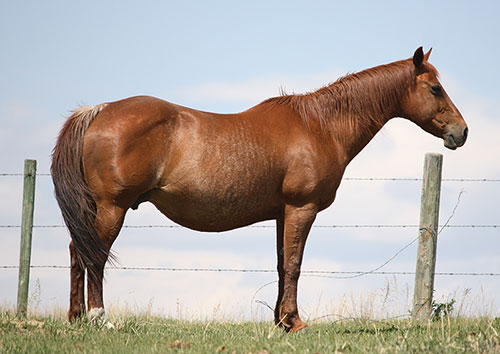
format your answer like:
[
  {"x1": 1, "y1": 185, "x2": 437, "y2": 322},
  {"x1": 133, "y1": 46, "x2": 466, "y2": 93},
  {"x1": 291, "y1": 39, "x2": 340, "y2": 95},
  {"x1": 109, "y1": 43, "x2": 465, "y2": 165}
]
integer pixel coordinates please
[
  {"x1": 289, "y1": 322, "x2": 308, "y2": 333},
  {"x1": 87, "y1": 307, "x2": 105, "y2": 320},
  {"x1": 103, "y1": 320, "x2": 115, "y2": 329},
  {"x1": 86, "y1": 307, "x2": 114, "y2": 329},
  {"x1": 68, "y1": 309, "x2": 84, "y2": 322}
]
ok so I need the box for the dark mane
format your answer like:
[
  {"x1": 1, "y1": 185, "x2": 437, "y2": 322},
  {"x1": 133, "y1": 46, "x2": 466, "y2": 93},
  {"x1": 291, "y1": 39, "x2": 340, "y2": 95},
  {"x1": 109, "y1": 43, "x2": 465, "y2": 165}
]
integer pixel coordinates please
[{"x1": 260, "y1": 58, "x2": 437, "y2": 133}]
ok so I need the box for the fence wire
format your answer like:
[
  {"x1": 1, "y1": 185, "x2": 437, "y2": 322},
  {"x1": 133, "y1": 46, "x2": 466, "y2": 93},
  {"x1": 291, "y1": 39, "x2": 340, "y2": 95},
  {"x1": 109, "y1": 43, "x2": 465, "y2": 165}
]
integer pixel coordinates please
[
  {"x1": 1, "y1": 173, "x2": 500, "y2": 182},
  {"x1": 0, "y1": 265, "x2": 499, "y2": 277},
  {"x1": 1, "y1": 224, "x2": 499, "y2": 229}
]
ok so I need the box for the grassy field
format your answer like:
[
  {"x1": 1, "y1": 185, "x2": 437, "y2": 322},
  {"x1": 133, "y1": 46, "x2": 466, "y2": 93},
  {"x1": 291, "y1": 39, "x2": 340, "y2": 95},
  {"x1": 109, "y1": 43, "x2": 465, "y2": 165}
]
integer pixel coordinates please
[{"x1": 1, "y1": 312, "x2": 499, "y2": 353}]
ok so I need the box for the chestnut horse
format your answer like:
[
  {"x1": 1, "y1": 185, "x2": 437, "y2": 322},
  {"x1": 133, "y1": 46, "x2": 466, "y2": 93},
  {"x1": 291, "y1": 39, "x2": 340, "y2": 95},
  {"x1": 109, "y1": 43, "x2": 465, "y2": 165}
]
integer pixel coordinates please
[{"x1": 51, "y1": 47, "x2": 467, "y2": 332}]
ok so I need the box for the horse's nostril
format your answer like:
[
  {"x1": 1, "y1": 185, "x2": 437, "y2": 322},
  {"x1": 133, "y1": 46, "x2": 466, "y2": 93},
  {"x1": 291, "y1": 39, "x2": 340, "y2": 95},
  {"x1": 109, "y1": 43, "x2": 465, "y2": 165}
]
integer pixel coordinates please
[{"x1": 463, "y1": 127, "x2": 469, "y2": 140}]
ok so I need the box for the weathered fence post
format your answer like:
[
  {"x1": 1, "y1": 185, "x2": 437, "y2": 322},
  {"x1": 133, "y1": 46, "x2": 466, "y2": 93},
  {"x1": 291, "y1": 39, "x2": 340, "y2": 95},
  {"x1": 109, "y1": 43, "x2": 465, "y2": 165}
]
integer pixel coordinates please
[
  {"x1": 17, "y1": 159, "x2": 37, "y2": 317},
  {"x1": 412, "y1": 153, "x2": 443, "y2": 321}
]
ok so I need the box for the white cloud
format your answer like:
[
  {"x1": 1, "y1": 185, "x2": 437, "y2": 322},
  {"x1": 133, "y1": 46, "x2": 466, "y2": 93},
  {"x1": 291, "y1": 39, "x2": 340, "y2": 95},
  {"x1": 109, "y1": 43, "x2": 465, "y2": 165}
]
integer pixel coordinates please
[{"x1": 173, "y1": 70, "x2": 344, "y2": 107}]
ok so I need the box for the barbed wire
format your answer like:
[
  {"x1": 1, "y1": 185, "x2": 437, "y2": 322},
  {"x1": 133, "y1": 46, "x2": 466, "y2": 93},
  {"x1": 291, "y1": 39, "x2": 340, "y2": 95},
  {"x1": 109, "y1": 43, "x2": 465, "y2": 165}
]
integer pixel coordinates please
[
  {"x1": 0, "y1": 173, "x2": 51, "y2": 176},
  {"x1": 1, "y1": 173, "x2": 500, "y2": 182},
  {"x1": 5, "y1": 189, "x2": 496, "y2": 229},
  {"x1": 0, "y1": 264, "x2": 498, "y2": 276},
  {"x1": 344, "y1": 177, "x2": 500, "y2": 182},
  {"x1": 1, "y1": 224, "x2": 499, "y2": 229}
]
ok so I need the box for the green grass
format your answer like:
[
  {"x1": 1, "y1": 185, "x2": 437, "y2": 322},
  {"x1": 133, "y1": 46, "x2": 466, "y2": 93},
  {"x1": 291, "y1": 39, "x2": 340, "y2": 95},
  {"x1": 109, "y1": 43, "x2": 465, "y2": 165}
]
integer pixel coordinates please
[{"x1": 1, "y1": 312, "x2": 499, "y2": 353}]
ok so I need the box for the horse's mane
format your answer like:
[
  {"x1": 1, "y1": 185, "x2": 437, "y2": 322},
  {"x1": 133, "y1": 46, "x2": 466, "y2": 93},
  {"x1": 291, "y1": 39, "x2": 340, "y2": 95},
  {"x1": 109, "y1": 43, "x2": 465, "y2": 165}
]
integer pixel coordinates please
[{"x1": 260, "y1": 58, "x2": 438, "y2": 133}]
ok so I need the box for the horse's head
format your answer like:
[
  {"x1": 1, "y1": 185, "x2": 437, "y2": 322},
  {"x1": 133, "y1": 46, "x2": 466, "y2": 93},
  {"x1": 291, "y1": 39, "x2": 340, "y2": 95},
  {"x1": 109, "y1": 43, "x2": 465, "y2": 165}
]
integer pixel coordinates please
[{"x1": 401, "y1": 47, "x2": 468, "y2": 150}]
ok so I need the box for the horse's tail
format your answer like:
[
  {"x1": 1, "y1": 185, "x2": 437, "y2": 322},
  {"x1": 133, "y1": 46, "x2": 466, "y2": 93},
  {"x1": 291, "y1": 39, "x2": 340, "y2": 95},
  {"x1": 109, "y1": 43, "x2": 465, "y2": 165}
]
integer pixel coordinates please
[{"x1": 51, "y1": 104, "x2": 110, "y2": 281}]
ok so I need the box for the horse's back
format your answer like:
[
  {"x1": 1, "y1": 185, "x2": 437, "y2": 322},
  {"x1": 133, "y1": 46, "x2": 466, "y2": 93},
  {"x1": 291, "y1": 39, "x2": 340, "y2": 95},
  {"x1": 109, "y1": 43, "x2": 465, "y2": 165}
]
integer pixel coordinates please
[
  {"x1": 92, "y1": 95, "x2": 180, "y2": 125},
  {"x1": 81, "y1": 95, "x2": 336, "y2": 229},
  {"x1": 82, "y1": 95, "x2": 285, "y2": 215}
]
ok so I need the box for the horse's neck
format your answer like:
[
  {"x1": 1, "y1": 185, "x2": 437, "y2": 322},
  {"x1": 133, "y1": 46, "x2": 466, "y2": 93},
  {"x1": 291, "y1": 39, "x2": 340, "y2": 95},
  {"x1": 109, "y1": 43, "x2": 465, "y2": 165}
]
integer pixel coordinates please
[
  {"x1": 327, "y1": 105, "x2": 395, "y2": 167},
  {"x1": 316, "y1": 60, "x2": 412, "y2": 166}
]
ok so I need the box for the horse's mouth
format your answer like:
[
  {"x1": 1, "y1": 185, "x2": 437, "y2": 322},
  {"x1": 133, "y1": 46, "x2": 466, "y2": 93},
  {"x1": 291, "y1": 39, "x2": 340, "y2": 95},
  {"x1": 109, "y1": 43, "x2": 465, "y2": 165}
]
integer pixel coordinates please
[
  {"x1": 444, "y1": 131, "x2": 467, "y2": 150},
  {"x1": 444, "y1": 134, "x2": 458, "y2": 150}
]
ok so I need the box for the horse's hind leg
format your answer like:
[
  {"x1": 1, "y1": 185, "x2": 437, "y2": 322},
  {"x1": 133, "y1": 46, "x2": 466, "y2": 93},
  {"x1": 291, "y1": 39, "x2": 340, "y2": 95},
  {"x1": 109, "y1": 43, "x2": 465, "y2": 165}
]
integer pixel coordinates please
[
  {"x1": 86, "y1": 203, "x2": 126, "y2": 318},
  {"x1": 68, "y1": 241, "x2": 85, "y2": 321}
]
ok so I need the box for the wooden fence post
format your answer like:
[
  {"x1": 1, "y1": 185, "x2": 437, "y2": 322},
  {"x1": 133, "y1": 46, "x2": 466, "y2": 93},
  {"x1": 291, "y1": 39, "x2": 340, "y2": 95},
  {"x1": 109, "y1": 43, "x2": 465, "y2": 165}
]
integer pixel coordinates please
[
  {"x1": 412, "y1": 153, "x2": 443, "y2": 321},
  {"x1": 17, "y1": 159, "x2": 37, "y2": 317}
]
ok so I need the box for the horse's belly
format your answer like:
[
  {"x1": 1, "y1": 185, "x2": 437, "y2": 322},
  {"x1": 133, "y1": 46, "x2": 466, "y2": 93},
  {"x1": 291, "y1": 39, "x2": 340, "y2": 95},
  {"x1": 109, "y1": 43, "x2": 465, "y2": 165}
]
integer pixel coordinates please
[{"x1": 147, "y1": 186, "x2": 281, "y2": 232}]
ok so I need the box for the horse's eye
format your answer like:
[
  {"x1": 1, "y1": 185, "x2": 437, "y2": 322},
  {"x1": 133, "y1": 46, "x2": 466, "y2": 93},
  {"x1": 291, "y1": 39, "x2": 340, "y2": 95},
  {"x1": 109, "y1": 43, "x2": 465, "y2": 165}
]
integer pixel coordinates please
[{"x1": 430, "y1": 84, "x2": 442, "y2": 96}]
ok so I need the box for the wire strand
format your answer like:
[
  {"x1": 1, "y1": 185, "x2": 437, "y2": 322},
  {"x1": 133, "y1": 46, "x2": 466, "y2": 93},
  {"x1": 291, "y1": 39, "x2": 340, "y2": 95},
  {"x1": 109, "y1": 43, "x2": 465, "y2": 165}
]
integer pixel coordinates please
[
  {"x1": 1, "y1": 224, "x2": 499, "y2": 229},
  {"x1": 0, "y1": 264, "x2": 498, "y2": 276},
  {"x1": 1, "y1": 173, "x2": 500, "y2": 181}
]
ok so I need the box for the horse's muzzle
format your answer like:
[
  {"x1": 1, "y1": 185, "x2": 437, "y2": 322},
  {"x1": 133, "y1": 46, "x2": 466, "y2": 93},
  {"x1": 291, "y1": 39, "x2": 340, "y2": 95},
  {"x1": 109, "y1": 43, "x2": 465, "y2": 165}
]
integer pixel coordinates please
[{"x1": 444, "y1": 126, "x2": 468, "y2": 150}]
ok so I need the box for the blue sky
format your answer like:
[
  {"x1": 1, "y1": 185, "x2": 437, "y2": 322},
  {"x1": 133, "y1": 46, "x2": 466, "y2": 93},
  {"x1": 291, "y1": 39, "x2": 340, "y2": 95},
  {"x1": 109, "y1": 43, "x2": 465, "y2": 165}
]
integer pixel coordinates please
[{"x1": 1, "y1": 1, "x2": 499, "y2": 320}]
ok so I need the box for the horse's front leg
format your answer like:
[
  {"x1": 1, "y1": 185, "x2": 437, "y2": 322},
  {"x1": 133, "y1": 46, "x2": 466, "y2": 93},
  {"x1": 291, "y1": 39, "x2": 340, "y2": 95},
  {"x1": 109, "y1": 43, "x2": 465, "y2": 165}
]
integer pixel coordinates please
[
  {"x1": 274, "y1": 217, "x2": 285, "y2": 326},
  {"x1": 277, "y1": 203, "x2": 317, "y2": 332}
]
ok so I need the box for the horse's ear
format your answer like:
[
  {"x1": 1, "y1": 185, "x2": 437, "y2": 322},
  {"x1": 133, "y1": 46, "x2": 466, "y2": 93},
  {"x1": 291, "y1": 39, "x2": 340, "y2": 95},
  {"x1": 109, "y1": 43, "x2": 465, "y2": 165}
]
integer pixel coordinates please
[
  {"x1": 413, "y1": 46, "x2": 424, "y2": 68},
  {"x1": 424, "y1": 48, "x2": 432, "y2": 61}
]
